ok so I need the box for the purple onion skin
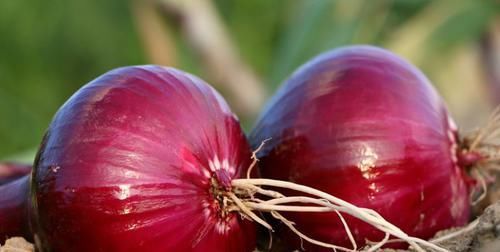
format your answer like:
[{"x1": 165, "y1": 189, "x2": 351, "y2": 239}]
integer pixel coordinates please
[
  {"x1": 0, "y1": 163, "x2": 31, "y2": 242},
  {"x1": 0, "y1": 163, "x2": 31, "y2": 186},
  {"x1": 32, "y1": 66, "x2": 255, "y2": 251},
  {"x1": 250, "y1": 46, "x2": 470, "y2": 250}
]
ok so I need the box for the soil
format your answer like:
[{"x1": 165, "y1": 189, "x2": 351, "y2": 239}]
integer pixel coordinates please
[
  {"x1": 429, "y1": 201, "x2": 500, "y2": 252},
  {"x1": 382, "y1": 201, "x2": 500, "y2": 252},
  {"x1": 0, "y1": 237, "x2": 34, "y2": 252}
]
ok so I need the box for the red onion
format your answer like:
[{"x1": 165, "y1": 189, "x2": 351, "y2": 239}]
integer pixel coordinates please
[
  {"x1": 32, "y1": 66, "x2": 255, "y2": 251},
  {"x1": 250, "y1": 45, "x2": 471, "y2": 250},
  {"x1": 0, "y1": 163, "x2": 31, "y2": 186},
  {"x1": 0, "y1": 163, "x2": 31, "y2": 242}
]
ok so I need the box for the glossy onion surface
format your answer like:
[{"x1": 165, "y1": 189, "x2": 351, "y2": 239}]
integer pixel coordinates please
[
  {"x1": 32, "y1": 66, "x2": 255, "y2": 251},
  {"x1": 250, "y1": 46, "x2": 470, "y2": 250},
  {"x1": 0, "y1": 163, "x2": 31, "y2": 186},
  {"x1": 0, "y1": 163, "x2": 31, "y2": 242}
]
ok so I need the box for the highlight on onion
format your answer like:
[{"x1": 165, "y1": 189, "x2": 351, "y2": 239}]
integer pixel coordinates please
[
  {"x1": 0, "y1": 162, "x2": 31, "y2": 243},
  {"x1": 31, "y1": 66, "x2": 256, "y2": 252},
  {"x1": 249, "y1": 45, "x2": 481, "y2": 250}
]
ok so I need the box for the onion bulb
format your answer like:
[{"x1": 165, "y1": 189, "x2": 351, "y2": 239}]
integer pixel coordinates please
[
  {"x1": 32, "y1": 66, "x2": 256, "y2": 251},
  {"x1": 250, "y1": 45, "x2": 471, "y2": 250}
]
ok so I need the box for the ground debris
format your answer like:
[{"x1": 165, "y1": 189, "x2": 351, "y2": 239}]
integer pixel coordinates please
[
  {"x1": 0, "y1": 237, "x2": 34, "y2": 252},
  {"x1": 424, "y1": 201, "x2": 499, "y2": 252}
]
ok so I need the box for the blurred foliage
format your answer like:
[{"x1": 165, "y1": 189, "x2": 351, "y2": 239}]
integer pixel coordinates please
[
  {"x1": 0, "y1": 0, "x2": 144, "y2": 161},
  {"x1": 1, "y1": 0, "x2": 499, "y2": 162}
]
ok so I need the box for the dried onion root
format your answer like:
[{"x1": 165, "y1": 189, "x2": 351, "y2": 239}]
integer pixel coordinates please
[
  {"x1": 460, "y1": 106, "x2": 500, "y2": 205},
  {"x1": 214, "y1": 144, "x2": 450, "y2": 252}
]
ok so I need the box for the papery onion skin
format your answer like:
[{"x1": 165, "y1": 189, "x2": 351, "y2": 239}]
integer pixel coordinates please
[
  {"x1": 0, "y1": 163, "x2": 31, "y2": 242},
  {"x1": 250, "y1": 45, "x2": 470, "y2": 250},
  {"x1": 32, "y1": 65, "x2": 255, "y2": 252}
]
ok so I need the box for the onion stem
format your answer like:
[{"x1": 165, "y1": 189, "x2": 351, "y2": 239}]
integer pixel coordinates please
[{"x1": 461, "y1": 106, "x2": 500, "y2": 205}]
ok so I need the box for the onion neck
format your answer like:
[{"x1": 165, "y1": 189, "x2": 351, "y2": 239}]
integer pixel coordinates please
[
  {"x1": 457, "y1": 149, "x2": 484, "y2": 169},
  {"x1": 209, "y1": 171, "x2": 233, "y2": 219},
  {"x1": 458, "y1": 119, "x2": 500, "y2": 207},
  {"x1": 0, "y1": 174, "x2": 32, "y2": 242},
  {"x1": 0, "y1": 163, "x2": 32, "y2": 186}
]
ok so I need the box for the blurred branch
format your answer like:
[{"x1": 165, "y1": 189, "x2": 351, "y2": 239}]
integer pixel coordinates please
[
  {"x1": 269, "y1": 0, "x2": 332, "y2": 89},
  {"x1": 131, "y1": 0, "x2": 177, "y2": 66},
  {"x1": 385, "y1": 1, "x2": 496, "y2": 130},
  {"x1": 351, "y1": 0, "x2": 391, "y2": 43},
  {"x1": 432, "y1": 44, "x2": 491, "y2": 131},
  {"x1": 385, "y1": 1, "x2": 463, "y2": 65},
  {"x1": 481, "y1": 18, "x2": 500, "y2": 105},
  {"x1": 159, "y1": 0, "x2": 266, "y2": 119}
]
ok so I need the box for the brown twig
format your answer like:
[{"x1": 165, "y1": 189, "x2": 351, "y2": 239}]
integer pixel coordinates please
[
  {"x1": 131, "y1": 0, "x2": 177, "y2": 66},
  {"x1": 158, "y1": 0, "x2": 266, "y2": 118}
]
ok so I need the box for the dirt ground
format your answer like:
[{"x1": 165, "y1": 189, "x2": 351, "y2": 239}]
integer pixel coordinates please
[
  {"x1": 382, "y1": 201, "x2": 500, "y2": 252},
  {"x1": 429, "y1": 201, "x2": 500, "y2": 252},
  {"x1": 0, "y1": 237, "x2": 33, "y2": 252}
]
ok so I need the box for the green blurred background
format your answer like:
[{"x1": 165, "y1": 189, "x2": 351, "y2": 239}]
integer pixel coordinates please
[{"x1": 1, "y1": 0, "x2": 500, "y2": 162}]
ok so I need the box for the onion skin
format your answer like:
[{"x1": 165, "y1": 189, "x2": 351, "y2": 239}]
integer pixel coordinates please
[
  {"x1": 0, "y1": 163, "x2": 31, "y2": 186},
  {"x1": 0, "y1": 163, "x2": 31, "y2": 242},
  {"x1": 32, "y1": 66, "x2": 255, "y2": 251},
  {"x1": 250, "y1": 46, "x2": 470, "y2": 250}
]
